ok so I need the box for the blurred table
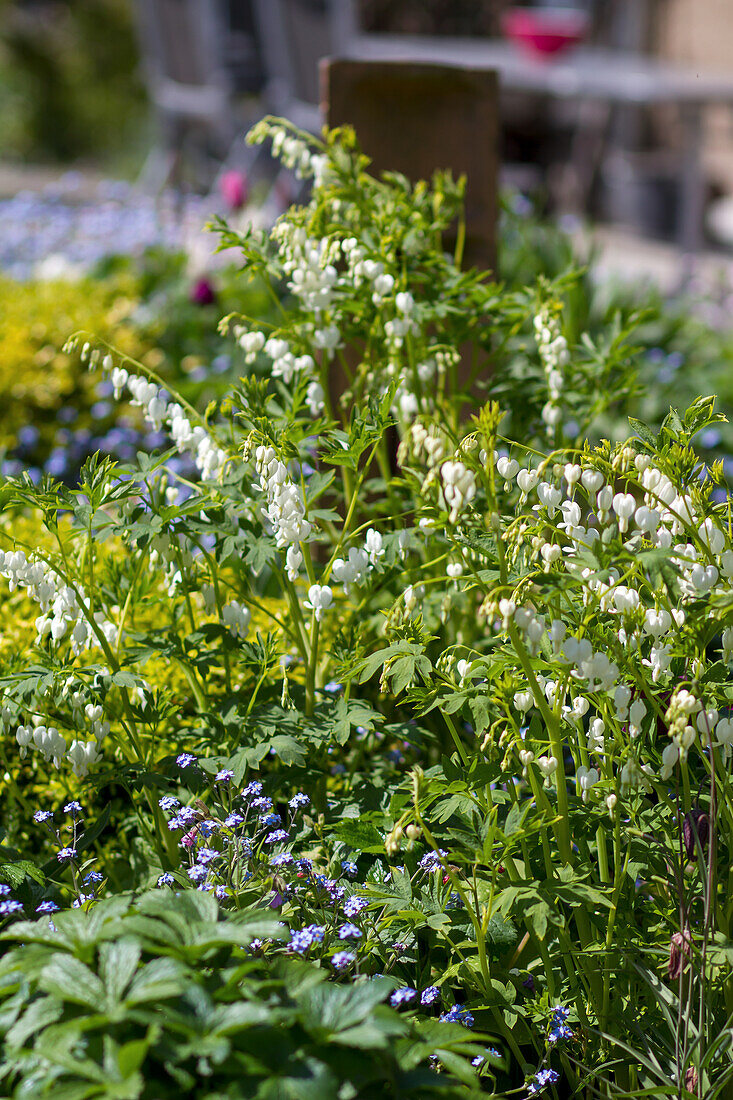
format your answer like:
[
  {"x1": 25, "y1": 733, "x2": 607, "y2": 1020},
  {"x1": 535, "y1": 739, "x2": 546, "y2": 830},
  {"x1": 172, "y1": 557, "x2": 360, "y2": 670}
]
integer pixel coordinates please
[{"x1": 334, "y1": 34, "x2": 733, "y2": 272}]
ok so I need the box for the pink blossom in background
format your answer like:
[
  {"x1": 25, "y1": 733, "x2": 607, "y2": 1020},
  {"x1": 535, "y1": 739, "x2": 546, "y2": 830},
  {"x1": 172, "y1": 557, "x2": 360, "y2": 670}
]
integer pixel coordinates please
[{"x1": 219, "y1": 169, "x2": 249, "y2": 210}]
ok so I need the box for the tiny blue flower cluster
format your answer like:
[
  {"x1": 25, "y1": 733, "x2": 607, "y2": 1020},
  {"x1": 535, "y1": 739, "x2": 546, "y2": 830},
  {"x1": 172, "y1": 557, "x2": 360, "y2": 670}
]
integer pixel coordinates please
[
  {"x1": 153, "y1": 771, "x2": 488, "y2": 1049},
  {"x1": 547, "y1": 1004, "x2": 574, "y2": 1044},
  {"x1": 0, "y1": 803, "x2": 104, "y2": 921},
  {"x1": 528, "y1": 1067, "x2": 560, "y2": 1094}
]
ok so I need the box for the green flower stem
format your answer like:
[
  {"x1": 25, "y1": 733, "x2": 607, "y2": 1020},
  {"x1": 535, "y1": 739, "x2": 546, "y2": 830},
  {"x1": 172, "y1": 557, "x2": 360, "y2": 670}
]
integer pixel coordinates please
[
  {"x1": 506, "y1": 620, "x2": 572, "y2": 865},
  {"x1": 505, "y1": 768, "x2": 539, "y2": 879},
  {"x1": 245, "y1": 665, "x2": 273, "y2": 719},
  {"x1": 442, "y1": 710, "x2": 470, "y2": 767},
  {"x1": 76, "y1": 334, "x2": 230, "y2": 452},
  {"x1": 490, "y1": 499, "x2": 572, "y2": 861},
  {"x1": 323, "y1": 438, "x2": 382, "y2": 581},
  {"x1": 596, "y1": 824, "x2": 611, "y2": 884},
  {"x1": 114, "y1": 549, "x2": 148, "y2": 662},
  {"x1": 413, "y1": 796, "x2": 490, "y2": 989},
  {"x1": 205, "y1": 554, "x2": 232, "y2": 695},
  {"x1": 191, "y1": 536, "x2": 299, "y2": 653},
  {"x1": 454, "y1": 207, "x2": 466, "y2": 269},
  {"x1": 334, "y1": 347, "x2": 355, "y2": 389},
  {"x1": 695, "y1": 743, "x2": 733, "y2": 937},
  {"x1": 279, "y1": 569, "x2": 312, "y2": 668},
  {"x1": 87, "y1": 510, "x2": 95, "y2": 619},
  {"x1": 600, "y1": 796, "x2": 627, "y2": 1032},
  {"x1": 555, "y1": 924, "x2": 593, "y2": 1019},
  {"x1": 19, "y1": 532, "x2": 183, "y2": 867},
  {"x1": 318, "y1": 348, "x2": 353, "y2": 506},
  {"x1": 148, "y1": 797, "x2": 180, "y2": 868},
  {"x1": 526, "y1": 778, "x2": 562, "y2": 887},
  {"x1": 502, "y1": 847, "x2": 558, "y2": 1003},
  {"x1": 418, "y1": 809, "x2": 531, "y2": 1068},
  {"x1": 305, "y1": 615, "x2": 319, "y2": 718},
  {"x1": 680, "y1": 755, "x2": 693, "y2": 812},
  {"x1": 178, "y1": 660, "x2": 207, "y2": 713},
  {"x1": 507, "y1": 623, "x2": 602, "y2": 1005},
  {"x1": 252, "y1": 265, "x2": 289, "y2": 322},
  {"x1": 406, "y1": 334, "x2": 425, "y2": 414},
  {"x1": 49, "y1": 538, "x2": 145, "y2": 760},
  {"x1": 478, "y1": 503, "x2": 602, "y2": 1005},
  {"x1": 375, "y1": 439, "x2": 394, "y2": 495},
  {"x1": 174, "y1": 547, "x2": 198, "y2": 636},
  {"x1": 524, "y1": 757, "x2": 559, "y2": 823},
  {"x1": 0, "y1": 747, "x2": 35, "y2": 819},
  {"x1": 301, "y1": 542, "x2": 317, "y2": 588}
]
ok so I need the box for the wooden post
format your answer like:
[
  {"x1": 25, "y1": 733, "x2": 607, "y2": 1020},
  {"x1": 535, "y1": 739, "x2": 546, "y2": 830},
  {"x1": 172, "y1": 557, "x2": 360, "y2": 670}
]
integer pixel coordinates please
[{"x1": 321, "y1": 57, "x2": 498, "y2": 274}]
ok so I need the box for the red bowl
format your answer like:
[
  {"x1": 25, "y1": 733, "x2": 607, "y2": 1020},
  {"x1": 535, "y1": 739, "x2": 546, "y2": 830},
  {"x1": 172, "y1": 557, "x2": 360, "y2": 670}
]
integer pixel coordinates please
[{"x1": 501, "y1": 7, "x2": 589, "y2": 58}]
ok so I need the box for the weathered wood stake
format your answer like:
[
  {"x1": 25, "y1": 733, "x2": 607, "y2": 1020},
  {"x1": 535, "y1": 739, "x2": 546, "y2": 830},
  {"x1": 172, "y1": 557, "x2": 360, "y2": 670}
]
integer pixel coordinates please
[{"x1": 321, "y1": 57, "x2": 498, "y2": 274}]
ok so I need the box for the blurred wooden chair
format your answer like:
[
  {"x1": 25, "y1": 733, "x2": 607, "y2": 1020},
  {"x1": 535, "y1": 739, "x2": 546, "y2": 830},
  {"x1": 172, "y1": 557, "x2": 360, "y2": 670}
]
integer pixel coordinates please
[
  {"x1": 133, "y1": 0, "x2": 237, "y2": 190},
  {"x1": 251, "y1": 0, "x2": 330, "y2": 134}
]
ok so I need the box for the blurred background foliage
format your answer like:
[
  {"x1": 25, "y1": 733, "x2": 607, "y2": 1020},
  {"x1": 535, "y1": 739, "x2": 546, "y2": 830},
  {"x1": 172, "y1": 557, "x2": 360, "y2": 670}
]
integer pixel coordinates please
[
  {"x1": 0, "y1": 269, "x2": 142, "y2": 456},
  {"x1": 4, "y1": 199, "x2": 733, "y2": 485},
  {"x1": 0, "y1": 251, "x2": 275, "y2": 481},
  {"x1": 0, "y1": 0, "x2": 146, "y2": 167}
]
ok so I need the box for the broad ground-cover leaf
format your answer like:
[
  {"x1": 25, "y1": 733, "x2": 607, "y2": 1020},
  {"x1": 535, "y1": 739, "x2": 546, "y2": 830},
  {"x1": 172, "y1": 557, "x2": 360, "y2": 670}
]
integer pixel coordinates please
[{"x1": 0, "y1": 897, "x2": 479, "y2": 1098}]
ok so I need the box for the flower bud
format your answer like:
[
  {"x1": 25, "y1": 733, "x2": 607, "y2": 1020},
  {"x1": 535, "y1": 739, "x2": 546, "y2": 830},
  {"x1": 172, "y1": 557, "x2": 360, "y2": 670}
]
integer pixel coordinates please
[
  {"x1": 667, "y1": 929, "x2": 691, "y2": 980},
  {"x1": 411, "y1": 766, "x2": 425, "y2": 803},
  {"x1": 682, "y1": 809, "x2": 710, "y2": 862},
  {"x1": 683, "y1": 1066, "x2": 698, "y2": 1095},
  {"x1": 385, "y1": 824, "x2": 403, "y2": 855}
]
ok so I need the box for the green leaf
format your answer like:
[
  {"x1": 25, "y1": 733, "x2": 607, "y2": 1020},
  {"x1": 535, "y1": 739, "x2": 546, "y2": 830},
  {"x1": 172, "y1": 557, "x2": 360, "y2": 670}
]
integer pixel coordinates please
[
  {"x1": 76, "y1": 803, "x2": 113, "y2": 858},
  {"x1": 442, "y1": 691, "x2": 468, "y2": 715},
  {"x1": 389, "y1": 867, "x2": 414, "y2": 903},
  {"x1": 661, "y1": 406, "x2": 683, "y2": 438},
  {"x1": 525, "y1": 900, "x2": 551, "y2": 941},
  {"x1": 485, "y1": 916, "x2": 518, "y2": 951},
  {"x1": 298, "y1": 978, "x2": 394, "y2": 1036},
  {"x1": 469, "y1": 695, "x2": 491, "y2": 737},
  {"x1": 266, "y1": 734, "x2": 307, "y2": 766},
  {"x1": 39, "y1": 955, "x2": 106, "y2": 1010},
  {"x1": 628, "y1": 417, "x2": 657, "y2": 448},
  {"x1": 433, "y1": 793, "x2": 477, "y2": 824},
  {"x1": 304, "y1": 469, "x2": 335, "y2": 504},
  {"x1": 331, "y1": 820, "x2": 384, "y2": 852},
  {"x1": 683, "y1": 394, "x2": 727, "y2": 437},
  {"x1": 99, "y1": 938, "x2": 141, "y2": 1003},
  {"x1": 125, "y1": 957, "x2": 185, "y2": 1006},
  {"x1": 328, "y1": 697, "x2": 378, "y2": 746},
  {"x1": 116, "y1": 1033, "x2": 153, "y2": 1080},
  {"x1": 553, "y1": 881, "x2": 611, "y2": 908},
  {"x1": 0, "y1": 859, "x2": 44, "y2": 889},
  {"x1": 207, "y1": 1001, "x2": 274, "y2": 1034},
  {"x1": 5, "y1": 995, "x2": 63, "y2": 1050},
  {"x1": 704, "y1": 938, "x2": 733, "y2": 968},
  {"x1": 503, "y1": 799, "x2": 532, "y2": 838}
]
